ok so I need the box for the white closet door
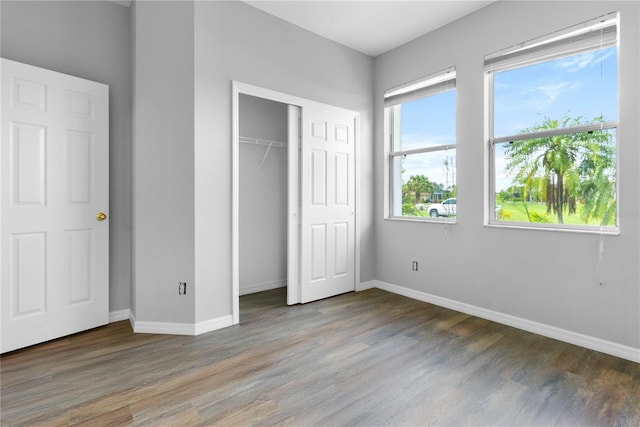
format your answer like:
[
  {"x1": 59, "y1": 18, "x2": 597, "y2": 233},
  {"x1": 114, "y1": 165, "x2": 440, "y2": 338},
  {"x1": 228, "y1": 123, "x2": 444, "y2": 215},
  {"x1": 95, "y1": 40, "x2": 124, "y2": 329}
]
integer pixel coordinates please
[
  {"x1": 300, "y1": 107, "x2": 355, "y2": 303},
  {"x1": 1, "y1": 59, "x2": 109, "y2": 353},
  {"x1": 287, "y1": 105, "x2": 301, "y2": 305}
]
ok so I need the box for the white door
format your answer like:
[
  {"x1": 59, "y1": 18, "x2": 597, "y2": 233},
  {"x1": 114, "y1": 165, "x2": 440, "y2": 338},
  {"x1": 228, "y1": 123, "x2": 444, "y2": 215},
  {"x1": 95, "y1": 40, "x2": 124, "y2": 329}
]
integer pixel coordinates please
[
  {"x1": 300, "y1": 107, "x2": 355, "y2": 303},
  {"x1": 1, "y1": 59, "x2": 109, "y2": 353}
]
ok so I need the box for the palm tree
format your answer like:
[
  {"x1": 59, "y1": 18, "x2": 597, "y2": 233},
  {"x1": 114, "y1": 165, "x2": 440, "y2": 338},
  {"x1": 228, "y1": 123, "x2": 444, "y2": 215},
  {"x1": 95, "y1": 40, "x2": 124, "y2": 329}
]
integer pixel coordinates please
[
  {"x1": 578, "y1": 133, "x2": 616, "y2": 225},
  {"x1": 505, "y1": 116, "x2": 615, "y2": 224},
  {"x1": 522, "y1": 176, "x2": 546, "y2": 202}
]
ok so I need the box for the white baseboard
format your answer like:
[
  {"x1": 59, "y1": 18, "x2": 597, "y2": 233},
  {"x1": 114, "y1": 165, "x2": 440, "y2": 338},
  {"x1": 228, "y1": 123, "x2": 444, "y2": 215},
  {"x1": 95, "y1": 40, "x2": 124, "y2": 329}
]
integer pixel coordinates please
[
  {"x1": 357, "y1": 280, "x2": 377, "y2": 291},
  {"x1": 240, "y1": 279, "x2": 379, "y2": 301},
  {"x1": 194, "y1": 315, "x2": 234, "y2": 335},
  {"x1": 373, "y1": 280, "x2": 640, "y2": 363},
  {"x1": 130, "y1": 313, "x2": 234, "y2": 336},
  {"x1": 240, "y1": 279, "x2": 286, "y2": 296},
  {"x1": 109, "y1": 309, "x2": 131, "y2": 323}
]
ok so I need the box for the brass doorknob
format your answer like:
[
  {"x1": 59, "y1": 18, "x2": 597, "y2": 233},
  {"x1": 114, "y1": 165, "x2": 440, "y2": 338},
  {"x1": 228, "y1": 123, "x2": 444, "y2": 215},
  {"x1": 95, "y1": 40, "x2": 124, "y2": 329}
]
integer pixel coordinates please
[{"x1": 96, "y1": 212, "x2": 107, "y2": 221}]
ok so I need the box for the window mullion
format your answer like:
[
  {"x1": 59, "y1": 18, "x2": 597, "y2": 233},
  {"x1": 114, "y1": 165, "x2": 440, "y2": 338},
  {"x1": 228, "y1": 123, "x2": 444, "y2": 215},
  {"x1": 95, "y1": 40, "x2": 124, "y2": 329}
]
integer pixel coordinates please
[
  {"x1": 391, "y1": 144, "x2": 457, "y2": 157},
  {"x1": 491, "y1": 121, "x2": 618, "y2": 144}
]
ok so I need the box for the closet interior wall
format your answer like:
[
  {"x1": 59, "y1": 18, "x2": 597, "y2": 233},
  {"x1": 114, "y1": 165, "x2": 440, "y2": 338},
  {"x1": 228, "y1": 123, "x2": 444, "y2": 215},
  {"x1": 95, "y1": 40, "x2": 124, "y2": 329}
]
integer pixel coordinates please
[{"x1": 239, "y1": 94, "x2": 289, "y2": 295}]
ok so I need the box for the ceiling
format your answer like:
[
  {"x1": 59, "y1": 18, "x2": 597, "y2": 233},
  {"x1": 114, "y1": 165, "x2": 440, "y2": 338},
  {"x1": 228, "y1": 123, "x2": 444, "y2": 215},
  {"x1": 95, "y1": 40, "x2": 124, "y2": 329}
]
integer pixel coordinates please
[
  {"x1": 111, "y1": 1, "x2": 495, "y2": 57},
  {"x1": 243, "y1": 1, "x2": 495, "y2": 57}
]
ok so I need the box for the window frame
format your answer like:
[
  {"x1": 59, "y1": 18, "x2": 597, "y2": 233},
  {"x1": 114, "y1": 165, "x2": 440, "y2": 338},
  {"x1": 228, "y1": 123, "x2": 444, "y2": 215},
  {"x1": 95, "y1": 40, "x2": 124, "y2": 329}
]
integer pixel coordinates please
[
  {"x1": 485, "y1": 13, "x2": 620, "y2": 234},
  {"x1": 384, "y1": 67, "x2": 457, "y2": 222}
]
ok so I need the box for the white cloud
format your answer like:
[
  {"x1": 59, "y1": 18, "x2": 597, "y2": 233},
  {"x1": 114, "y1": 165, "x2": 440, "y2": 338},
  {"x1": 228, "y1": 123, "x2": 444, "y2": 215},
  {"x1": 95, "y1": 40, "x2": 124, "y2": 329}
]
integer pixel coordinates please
[
  {"x1": 495, "y1": 80, "x2": 576, "y2": 118},
  {"x1": 558, "y1": 50, "x2": 615, "y2": 72},
  {"x1": 535, "y1": 81, "x2": 576, "y2": 107}
]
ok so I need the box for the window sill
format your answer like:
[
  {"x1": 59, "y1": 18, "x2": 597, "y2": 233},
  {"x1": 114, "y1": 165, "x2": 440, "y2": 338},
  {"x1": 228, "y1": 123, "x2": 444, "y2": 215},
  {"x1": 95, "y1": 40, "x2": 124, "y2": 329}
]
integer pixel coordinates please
[
  {"x1": 485, "y1": 221, "x2": 620, "y2": 235},
  {"x1": 386, "y1": 216, "x2": 457, "y2": 225}
]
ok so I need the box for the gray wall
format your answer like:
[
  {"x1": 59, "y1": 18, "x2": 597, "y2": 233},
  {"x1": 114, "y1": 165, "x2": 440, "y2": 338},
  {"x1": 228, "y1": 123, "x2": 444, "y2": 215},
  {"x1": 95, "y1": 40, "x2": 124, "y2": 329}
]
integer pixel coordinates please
[
  {"x1": 0, "y1": 0, "x2": 132, "y2": 312},
  {"x1": 239, "y1": 95, "x2": 288, "y2": 294},
  {"x1": 131, "y1": 1, "x2": 374, "y2": 324},
  {"x1": 132, "y1": 0, "x2": 195, "y2": 323},
  {"x1": 192, "y1": 1, "x2": 375, "y2": 323},
  {"x1": 373, "y1": 1, "x2": 640, "y2": 349}
]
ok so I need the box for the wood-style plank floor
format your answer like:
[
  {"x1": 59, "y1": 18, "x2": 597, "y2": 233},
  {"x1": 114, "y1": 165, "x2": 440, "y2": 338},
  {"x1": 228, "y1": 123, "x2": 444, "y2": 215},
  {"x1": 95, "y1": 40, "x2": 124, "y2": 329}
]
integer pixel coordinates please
[{"x1": 1, "y1": 288, "x2": 639, "y2": 426}]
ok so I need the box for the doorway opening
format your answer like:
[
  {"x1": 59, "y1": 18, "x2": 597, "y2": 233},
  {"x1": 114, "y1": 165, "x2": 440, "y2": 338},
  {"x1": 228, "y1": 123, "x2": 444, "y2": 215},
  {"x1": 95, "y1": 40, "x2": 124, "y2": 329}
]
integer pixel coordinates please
[{"x1": 238, "y1": 94, "x2": 290, "y2": 318}]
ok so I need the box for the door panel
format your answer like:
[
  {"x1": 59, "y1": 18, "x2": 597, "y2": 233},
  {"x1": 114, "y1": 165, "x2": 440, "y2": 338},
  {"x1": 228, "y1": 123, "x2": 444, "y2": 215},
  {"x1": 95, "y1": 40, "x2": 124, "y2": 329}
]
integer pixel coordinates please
[
  {"x1": 333, "y1": 222, "x2": 348, "y2": 276},
  {"x1": 12, "y1": 123, "x2": 46, "y2": 205},
  {"x1": 334, "y1": 153, "x2": 349, "y2": 206},
  {"x1": 66, "y1": 130, "x2": 93, "y2": 203},
  {"x1": 12, "y1": 232, "x2": 47, "y2": 315},
  {"x1": 300, "y1": 107, "x2": 355, "y2": 303},
  {"x1": 1, "y1": 59, "x2": 109, "y2": 353},
  {"x1": 311, "y1": 150, "x2": 327, "y2": 206},
  {"x1": 66, "y1": 229, "x2": 92, "y2": 304},
  {"x1": 310, "y1": 224, "x2": 327, "y2": 281},
  {"x1": 12, "y1": 78, "x2": 46, "y2": 110}
]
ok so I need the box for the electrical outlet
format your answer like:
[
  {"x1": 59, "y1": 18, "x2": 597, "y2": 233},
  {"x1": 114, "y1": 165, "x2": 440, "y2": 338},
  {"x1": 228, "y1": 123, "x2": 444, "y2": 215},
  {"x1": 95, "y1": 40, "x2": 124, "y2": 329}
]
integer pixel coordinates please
[
  {"x1": 178, "y1": 282, "x2": 187, "y2": 295},
  {"x1": 412, "y1": 261, "x2": 419, "y2": 271}
]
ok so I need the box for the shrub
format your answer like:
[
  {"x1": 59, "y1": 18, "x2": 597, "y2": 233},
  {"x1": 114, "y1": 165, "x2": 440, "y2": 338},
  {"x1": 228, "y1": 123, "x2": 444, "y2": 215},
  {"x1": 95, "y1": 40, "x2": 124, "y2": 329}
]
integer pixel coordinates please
[
  {"x1": 529, "y1": 211, "x2": 551, "y2": 223},
  {"x1": 402, "y1": 203, "x2": 419, "y2": 216}
]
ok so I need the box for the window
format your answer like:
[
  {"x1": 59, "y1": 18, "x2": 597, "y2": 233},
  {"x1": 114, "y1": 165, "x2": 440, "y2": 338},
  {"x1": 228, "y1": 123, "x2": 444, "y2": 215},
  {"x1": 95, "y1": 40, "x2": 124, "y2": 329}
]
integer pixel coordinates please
[
  {"x1": 486, "y1": 13, "x2": 618, "y2": 231},
  {"x1": 385, "y1": 67, "x2": 457, "y2": 220}
]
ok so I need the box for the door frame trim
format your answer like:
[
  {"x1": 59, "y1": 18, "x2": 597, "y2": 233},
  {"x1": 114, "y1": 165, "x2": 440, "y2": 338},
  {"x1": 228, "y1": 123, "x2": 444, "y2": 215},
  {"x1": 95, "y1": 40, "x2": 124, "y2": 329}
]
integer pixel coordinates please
[{"x1": 231, "y1": 81, "x2": 360, "y2": 324}]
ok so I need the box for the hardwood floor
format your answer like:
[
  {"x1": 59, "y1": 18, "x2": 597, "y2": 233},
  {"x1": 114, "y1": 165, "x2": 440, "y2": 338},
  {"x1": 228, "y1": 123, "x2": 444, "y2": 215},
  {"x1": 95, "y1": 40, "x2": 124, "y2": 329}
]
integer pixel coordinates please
[{"x1": 1, "y1": 288, "x2": 639, "y2": 426}]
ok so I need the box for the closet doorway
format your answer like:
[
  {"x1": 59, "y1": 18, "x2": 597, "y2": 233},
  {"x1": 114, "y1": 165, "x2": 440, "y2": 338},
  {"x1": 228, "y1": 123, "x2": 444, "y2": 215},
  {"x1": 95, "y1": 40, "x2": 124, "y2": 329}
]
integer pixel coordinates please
[
  {"x1": 231, "y1": 82, "x2": 361, "y2": 324},
  {"x1": 238, "y1": 94, "x2": 289, "y2": 299}
]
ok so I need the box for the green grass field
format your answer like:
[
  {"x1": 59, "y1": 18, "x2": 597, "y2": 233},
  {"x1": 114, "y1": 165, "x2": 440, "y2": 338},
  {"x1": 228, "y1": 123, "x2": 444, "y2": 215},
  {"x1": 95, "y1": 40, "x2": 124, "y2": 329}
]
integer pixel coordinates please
[
  {"x1": 497, "y1": 201, "x2": 614, "y2": 226},
  {"x1": 403, "y1": 200, "x2": 614, "y2": 226},
  {"x1": 404, "y1": 202, "x2": 615, "y2": 227}
]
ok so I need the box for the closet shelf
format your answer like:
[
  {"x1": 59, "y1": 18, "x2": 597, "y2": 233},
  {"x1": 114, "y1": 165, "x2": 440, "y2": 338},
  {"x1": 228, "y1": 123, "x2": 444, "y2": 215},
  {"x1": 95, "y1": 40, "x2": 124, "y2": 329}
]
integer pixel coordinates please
[
  {"x1": 240, "y1": 136, "x2": 287, "y2": 169},
  {"x1": 239, "y1": 136, "x2": 287, "y2": 148}
]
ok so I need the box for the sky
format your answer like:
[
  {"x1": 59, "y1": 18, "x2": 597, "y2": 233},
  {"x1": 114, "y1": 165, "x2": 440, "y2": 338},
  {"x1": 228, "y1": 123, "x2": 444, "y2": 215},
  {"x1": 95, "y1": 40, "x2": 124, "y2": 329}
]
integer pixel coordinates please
[
  {"x1": 398, "y1": 45, "x2": 618, "y2": 193},
  {"x1": 399, "y1": 89, "x2": 456, "y2": 191}
]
